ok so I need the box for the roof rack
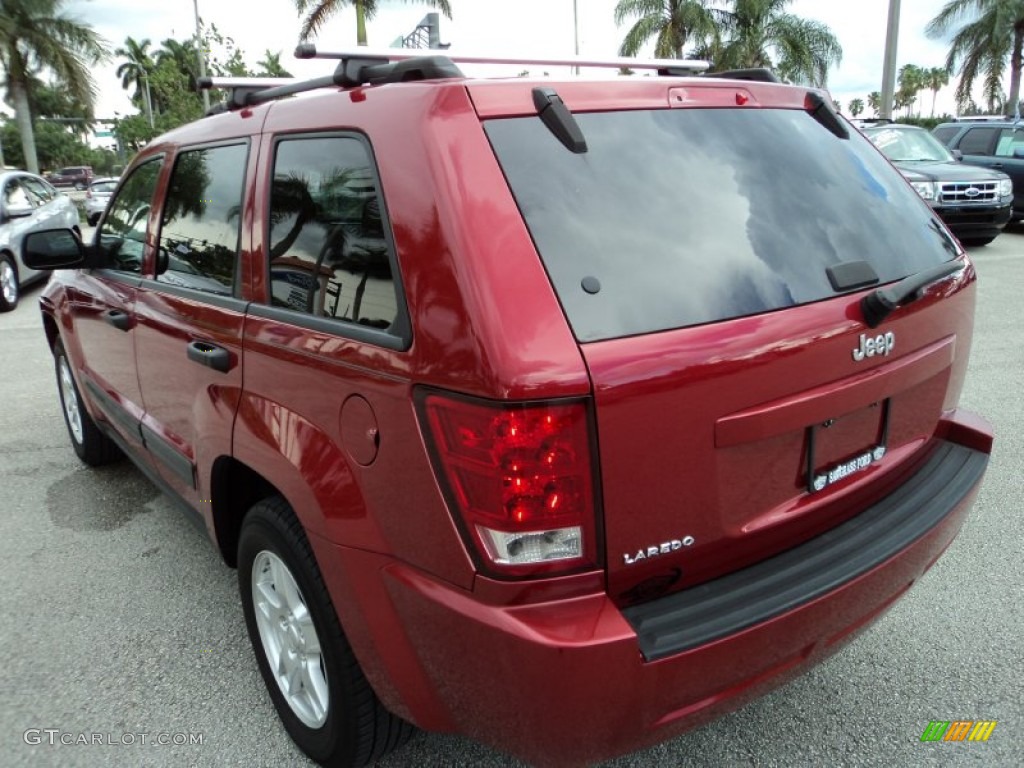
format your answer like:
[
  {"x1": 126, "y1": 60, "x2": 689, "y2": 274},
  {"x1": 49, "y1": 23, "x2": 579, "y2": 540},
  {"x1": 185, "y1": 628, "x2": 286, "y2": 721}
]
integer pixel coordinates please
[
  {"x1": 199, "y1": 47, "x2": 714, "y2": 115},
  {"x1": 294, "y1": 44, "x2": 710, "y2": 75}
]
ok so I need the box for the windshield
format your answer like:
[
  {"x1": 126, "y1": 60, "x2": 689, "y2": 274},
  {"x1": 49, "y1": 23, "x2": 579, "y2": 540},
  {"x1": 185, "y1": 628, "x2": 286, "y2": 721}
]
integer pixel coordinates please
[
  {"x1": 865, "y1": 127, "x2": 954, "y2": 162},
  {"x1": 486, "y1": 108, "x2": 959, "y2": 342}
]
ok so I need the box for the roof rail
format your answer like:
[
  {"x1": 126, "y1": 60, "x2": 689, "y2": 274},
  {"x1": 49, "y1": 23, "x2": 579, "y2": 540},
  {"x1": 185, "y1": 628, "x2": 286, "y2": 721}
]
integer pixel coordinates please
[
  {"x1": 703, "y1": 67, "x2": 779, "y2": 83},
  {"x1": 294, "y1": 44, "x2": 710, "y2": 75},
  {"x1": 199, "y1": 54, "x2": 464, "y2": 113}
]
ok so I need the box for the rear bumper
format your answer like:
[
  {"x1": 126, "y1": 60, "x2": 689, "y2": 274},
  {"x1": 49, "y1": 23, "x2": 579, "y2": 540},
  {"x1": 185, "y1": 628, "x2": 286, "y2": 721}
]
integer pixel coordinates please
[{"x1": 315, "y1": 419, "x2": 991, "y2": 767}]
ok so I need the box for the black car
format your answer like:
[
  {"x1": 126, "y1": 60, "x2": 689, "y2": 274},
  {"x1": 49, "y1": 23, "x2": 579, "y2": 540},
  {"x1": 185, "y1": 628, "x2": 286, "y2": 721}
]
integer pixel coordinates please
[
  {"x1": 863, "y1": 123, "x2": 1012, "y2": 246},
  {"x1": 933, "y1": 120, "x2": 1024, "y2": 220}
]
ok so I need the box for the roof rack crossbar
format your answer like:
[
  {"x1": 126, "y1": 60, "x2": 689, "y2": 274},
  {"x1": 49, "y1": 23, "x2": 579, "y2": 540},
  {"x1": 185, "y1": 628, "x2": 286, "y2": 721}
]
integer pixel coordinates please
[
  {"x1": 294, "y1": 45, "x2": 709, "y2": 74},
  {"x1": 199, "y1": 54, "x2": 464, "y2": 113}
]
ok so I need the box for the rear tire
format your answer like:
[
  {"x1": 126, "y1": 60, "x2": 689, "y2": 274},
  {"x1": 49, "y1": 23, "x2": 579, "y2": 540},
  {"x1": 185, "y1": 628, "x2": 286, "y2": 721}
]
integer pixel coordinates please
[
  {"x1": 53, "y1": 340, "x2": 121, "y2": 465},
  {"x1": 238, "y1": 497, "x2": 414, "y2": 767},
  {"x1": 0, "y1": 254, "x2": 18, "y2": 312}
]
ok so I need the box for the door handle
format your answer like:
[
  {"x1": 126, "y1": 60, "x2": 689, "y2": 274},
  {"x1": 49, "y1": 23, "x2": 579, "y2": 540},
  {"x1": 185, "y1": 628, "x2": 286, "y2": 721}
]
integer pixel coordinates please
[
  {"x1": 186, "y1": 340, "x2": 232, "y2": 373},
  {"x1": 991, "y1": 163, "x2": 1005, "y2": 169},
  {"x1": 102, "y1": 309, "x2": 131, "y2": 331}
]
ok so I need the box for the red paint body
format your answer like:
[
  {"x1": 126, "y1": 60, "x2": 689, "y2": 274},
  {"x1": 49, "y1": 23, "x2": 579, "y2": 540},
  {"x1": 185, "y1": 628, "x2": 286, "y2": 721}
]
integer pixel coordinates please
[{"x1": 37, "y1": 74, "x2": 992, "y2": 766}]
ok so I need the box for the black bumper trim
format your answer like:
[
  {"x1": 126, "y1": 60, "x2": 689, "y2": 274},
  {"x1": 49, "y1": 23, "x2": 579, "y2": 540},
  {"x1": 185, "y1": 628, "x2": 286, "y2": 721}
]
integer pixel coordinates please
[{"x1": 622, "y1": 440, "x2": 988, "y2": 662}]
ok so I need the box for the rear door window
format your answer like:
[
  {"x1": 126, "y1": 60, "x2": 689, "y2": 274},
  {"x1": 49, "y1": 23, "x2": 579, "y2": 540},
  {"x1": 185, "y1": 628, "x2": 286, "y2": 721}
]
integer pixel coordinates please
[
  {"x1": 485, "y1": 108, "x2": 959, "y2": 342},
  {"x1": 266, "y1": 134, "x2": 399, "y2": 331}
]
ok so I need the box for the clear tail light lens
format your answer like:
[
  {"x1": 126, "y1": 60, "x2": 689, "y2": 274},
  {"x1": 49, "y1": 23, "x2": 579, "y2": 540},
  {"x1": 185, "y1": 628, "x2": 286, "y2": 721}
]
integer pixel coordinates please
[{"x1": 418, "y1": 391, "x2": 600, "y2": 577}]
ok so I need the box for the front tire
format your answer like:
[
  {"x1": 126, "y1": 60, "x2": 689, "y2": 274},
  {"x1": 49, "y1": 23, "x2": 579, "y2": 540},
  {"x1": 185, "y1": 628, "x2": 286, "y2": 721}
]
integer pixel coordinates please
[
  {"x1": 0, "y1": 254, "x2": 19, "y2": 312},
  {"x1": 53, "y1": 340, "x2": 121, "y2": 465},
  {"x1": 238, "y1": 497, "x2": 413, "y2": 767},
  {"x1": 961, "y1": 236, "x2": 996, "y2": 247}
]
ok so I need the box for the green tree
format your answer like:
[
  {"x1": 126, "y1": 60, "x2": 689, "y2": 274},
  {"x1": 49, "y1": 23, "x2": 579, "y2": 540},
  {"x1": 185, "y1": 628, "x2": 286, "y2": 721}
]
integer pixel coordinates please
[
  {"x1": 115, "y1": 37, "x2": 155, "y2": 128},
  {"x1": 867, "y1": 90, "x2": 881, "y2": 115},
  {"x1": 712, "y1": 0, "x2": 842, "y2": 87},
  {"x1": 925, "y1": 65, "x2": 950, "y2": 116},
  {"x1": 256, "y1": 50, "x2": 293, "y2": 78},
  {"x1": 157, "y1": 38, "x2": 200, "y2": 94},
  {"x1": 1, "y1": 116, "x2": 93, "y2": 170},
  {"x1": 897, "y1": 63, "x2": 925, "y2": 116},
  {"x1": 614, "y1": 0, "x2": 723, "y2": 59},
  {"x1": 849, "y1": 97, "x2": 864, "y2": 117},
  {"x1": 294, "y1": 0, "x2": 453, "y2": 44},
  {"x1": 0, "y1": 0, "x2": 108, "y2": 173},
  {"x1": 927, "y1": 0, "x2": 1024, "y2": 117}
]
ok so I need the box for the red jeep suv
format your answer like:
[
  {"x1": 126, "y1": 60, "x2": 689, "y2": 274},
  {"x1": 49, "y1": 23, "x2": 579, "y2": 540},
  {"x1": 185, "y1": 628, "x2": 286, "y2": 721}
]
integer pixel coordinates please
[{"x1": 23, "y1": 51, "x2": 992, "y2": 767}]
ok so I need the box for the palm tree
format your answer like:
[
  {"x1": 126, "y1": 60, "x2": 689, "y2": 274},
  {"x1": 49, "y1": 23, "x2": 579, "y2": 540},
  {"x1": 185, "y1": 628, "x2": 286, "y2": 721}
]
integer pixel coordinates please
[
  {"x1": 0, "y1": 0, "x2": 108, "y2": 173},
  {"x1": 925, "y1": 66, "x2": 950, "y2": 116},
  {"x1": 157, "y1": 38, "x2": 200, "y2": 93},
  {"x1": 897, "y1": 63, "x2": 924, "y2": 116},
  {"x1": 849, "y1": 97, "x2": 864, "y2": 117},
  {"x1": 115, "y1": 37, "x2": 155, "y2": 128},
  {"x1": 294, "y1": 1, "x2": 453, "y2": 44},
  {"x1": 713, "y1": 0, "x2": 842, "y2": 87},
  {"x1": 927, "y1": 0, "x2": 1024, "y2": 117},
  {"x1": 614, "y1": 0, "x2": 724, "y2": 59},
  {"x1": 867, "y1": 90, "x2": 881, "y2": 116}
]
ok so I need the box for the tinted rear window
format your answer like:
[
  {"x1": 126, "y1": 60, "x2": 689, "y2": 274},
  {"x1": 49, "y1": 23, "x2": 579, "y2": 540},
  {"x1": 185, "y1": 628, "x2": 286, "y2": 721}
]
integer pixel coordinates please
[{"x1": 485, "y1": 108, "x2": 959, "y2": 342}]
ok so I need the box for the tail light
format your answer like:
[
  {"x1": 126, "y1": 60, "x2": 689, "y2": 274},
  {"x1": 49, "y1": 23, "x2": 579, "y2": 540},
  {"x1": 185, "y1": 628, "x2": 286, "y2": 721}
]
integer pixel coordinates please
[{"x1": 418, "y1": 391, "x2": 600, "y2": 577}]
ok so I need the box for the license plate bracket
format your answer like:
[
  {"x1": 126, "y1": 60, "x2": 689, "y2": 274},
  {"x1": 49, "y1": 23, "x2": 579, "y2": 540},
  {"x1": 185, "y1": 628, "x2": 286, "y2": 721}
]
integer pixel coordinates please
[{"x1": 806, "y1": 399, "x2": 890, "y2": 494}]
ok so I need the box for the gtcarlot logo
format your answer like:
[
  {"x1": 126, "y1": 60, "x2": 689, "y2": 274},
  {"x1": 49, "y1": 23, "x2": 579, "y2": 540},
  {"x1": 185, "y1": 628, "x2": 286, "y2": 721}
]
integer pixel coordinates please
[
  {"x1": 920, "y1": 720, "x2": 997, "y2": 742},
  {"x1": 23, "y1": 729, "x2": 204, "y2": 747}
]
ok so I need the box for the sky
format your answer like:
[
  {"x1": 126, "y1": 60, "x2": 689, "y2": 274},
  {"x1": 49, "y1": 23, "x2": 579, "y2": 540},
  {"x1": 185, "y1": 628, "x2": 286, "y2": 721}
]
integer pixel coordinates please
[{"x1": 65, "y1": 0, "x2": 965, "y2": 125}]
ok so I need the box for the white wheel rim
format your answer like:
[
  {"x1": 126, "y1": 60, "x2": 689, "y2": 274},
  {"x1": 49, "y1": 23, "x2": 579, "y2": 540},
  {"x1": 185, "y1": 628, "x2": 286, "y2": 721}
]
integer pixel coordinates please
[
  {"x1": 0, "y1": 260, "x2": 16, "y2": 304},
  {"x1": 252, "y1": 550, "x2": 329, "y2": 728},
  {"x1": 58, "y1": 356, "x2": 84, "y2": 444}
]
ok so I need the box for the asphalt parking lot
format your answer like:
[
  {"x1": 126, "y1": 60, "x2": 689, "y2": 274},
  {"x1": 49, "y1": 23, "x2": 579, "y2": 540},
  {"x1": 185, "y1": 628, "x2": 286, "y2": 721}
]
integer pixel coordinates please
[{"x1": 1, "y1": 230, "x2": 1021, "y2": 768}]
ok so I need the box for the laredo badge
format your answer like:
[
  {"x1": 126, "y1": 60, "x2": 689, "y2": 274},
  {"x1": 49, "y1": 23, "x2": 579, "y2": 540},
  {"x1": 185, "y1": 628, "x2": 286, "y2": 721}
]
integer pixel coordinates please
[{"x1": 624, "y1": 536, "x2": 695, "y2": 565}]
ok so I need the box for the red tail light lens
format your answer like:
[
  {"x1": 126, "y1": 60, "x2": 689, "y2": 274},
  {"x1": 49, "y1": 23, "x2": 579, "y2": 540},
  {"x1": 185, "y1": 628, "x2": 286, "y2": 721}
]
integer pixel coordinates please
[{"x1": 419, "y1": 392, "x2": 599, "y2": 577}]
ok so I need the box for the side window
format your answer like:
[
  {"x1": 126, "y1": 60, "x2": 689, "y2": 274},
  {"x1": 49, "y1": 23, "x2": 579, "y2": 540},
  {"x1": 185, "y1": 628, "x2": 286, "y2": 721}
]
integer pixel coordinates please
[
  {"x1": 958, "y1": 127, "x2": 997, "y2": 155},
  {"x1": 97, "y1": 159, "x2": 162, "y2": 273},
  {"x1": 156, "y1": 143, "x2": 247, "y2": 295},
  {"x1": 3, "y1": 178, "x2": 36, "y2": 210},
  {"x1": 267, "y1": 135, "x2": 398, "y2": 330},
  {"x1": 22, "y1": 177, "x2": 54, "y2": 203},
  {"x1": 932, "y1": 126, "x2": 958, "y2": 146},
  {"x1": 995, "y1": 128, "x2": 1024, "y2": 157}
]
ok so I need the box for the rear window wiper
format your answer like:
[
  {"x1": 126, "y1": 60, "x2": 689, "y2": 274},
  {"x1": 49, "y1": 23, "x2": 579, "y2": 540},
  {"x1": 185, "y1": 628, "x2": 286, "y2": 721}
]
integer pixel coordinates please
[
  {"x1": 861, "y1": 260, "x2": 963, "y2": 328},
  {"x1": 533, "y1": 87, "x2": 588, "y2": 154},
  {"x1": 804, "y1": 91, "x2": 848, "y2": 140}
]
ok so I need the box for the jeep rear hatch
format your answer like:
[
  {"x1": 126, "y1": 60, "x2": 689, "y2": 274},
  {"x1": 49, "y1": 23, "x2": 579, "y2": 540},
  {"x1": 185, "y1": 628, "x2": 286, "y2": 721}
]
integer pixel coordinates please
[{"x1": 483, "y1": 93, "x2": 975, "y2": 605}]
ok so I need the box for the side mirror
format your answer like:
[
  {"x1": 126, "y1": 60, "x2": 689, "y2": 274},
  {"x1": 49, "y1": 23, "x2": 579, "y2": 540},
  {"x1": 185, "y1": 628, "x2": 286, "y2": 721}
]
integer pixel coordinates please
[
  {"x1": 951, "y1": 149, "x2": 963, "y2": 161},
  {"x1": 1013, "y1": 147, "x2": 1024, "y2": 159},
  {"x1": 4, "y1": 204, "x2": 33, "y2": 221},
  {"x1": 22, "y1": 228, "x2": 88, "y2": 270}
]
